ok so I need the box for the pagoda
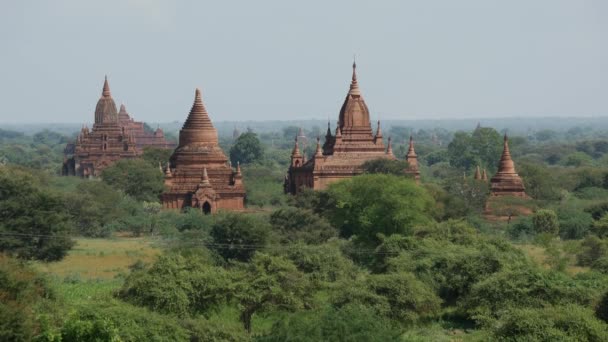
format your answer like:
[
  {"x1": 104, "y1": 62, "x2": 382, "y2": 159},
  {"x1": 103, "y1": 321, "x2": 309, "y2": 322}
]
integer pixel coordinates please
[
  {"x1": 117, "y1": 104, "x2": 175, "y2": 150},
  {"x1": 161, "y1": 88, "x2": 245, "y2": 213},
  {"x1": 484, "y1": 134, "x2": 531, "y2": 220},
  {"x1": 404, "y1": 135, "x2": 420, "y2": 182},
  {"x1": 62, "y1": 77, "x2": 139, "y2": 177},
  {"x1": 489, "y1": 134, "x2": 527, "y2": 197},
  {"x1": 284, "y1": 62, "x2": 395, "y2": 194}
]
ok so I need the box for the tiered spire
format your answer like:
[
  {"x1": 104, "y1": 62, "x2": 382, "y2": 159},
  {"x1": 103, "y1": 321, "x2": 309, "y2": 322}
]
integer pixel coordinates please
[
  {"x1": 178, "y1": 88, "x2": 218, "y2": 146},
  {"x1": 386, "y1": 137, "x2": 393, "y2": 156},
  {"x1": 315, "y1": 137, "x2": 323, "y2": 157},
  {"x1": 405, "y1": 135, "x2": 420, "y2": 182},
  {"x1": 482, "y1": 169, "x2": 488, "y2": 181},
  {"x1": 348, "y1": 60, "x2": 361, "y2": 96},
  {"x1": 375, "y1": 121, "x2": 383, "y2": 144},
  {"x1": 291, "y1": 136, "x2": 301, "y2": 157},
  {"x1": 102, "y1": 75, "x2": 111, "y2": 97},
  {"x1": 497, "y1": 134, "x2": 516, "y2": 174},
  {"x1": 201, "y1": 167, "x2": 210, "y2": 185}
]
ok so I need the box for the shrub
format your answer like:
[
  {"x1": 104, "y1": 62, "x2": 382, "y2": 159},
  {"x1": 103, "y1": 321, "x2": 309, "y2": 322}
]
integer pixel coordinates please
[
  {"x1": 258, "y1": 304, "x2": 401, "y2": 342},
  {"x1": 210, "y1": 213, "x2": 270, "y2": 262},
  {"x1": 269, "y1": 207, "x2": 337, "y2": 244},
  {"x1": 532, "y1": 209, "x2": 559, "y2": 235}
]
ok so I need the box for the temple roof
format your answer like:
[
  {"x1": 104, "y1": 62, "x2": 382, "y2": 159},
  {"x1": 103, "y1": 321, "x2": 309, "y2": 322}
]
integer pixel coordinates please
[
  {"x1": 178, "y1": 88, "x2": 218, "y2": 147},
  {"x1": 94, "y1": 76, "x2": 118, "y2": 124},
  {"x1": 338, "y1": 62, "x2": 373, "y2": 138},
  {"x1": 118, "y1": 104, "x2": 131, "y2": 122},
  {"x1": 496, "y1": 134, "x2": 516, "y2": 175}
]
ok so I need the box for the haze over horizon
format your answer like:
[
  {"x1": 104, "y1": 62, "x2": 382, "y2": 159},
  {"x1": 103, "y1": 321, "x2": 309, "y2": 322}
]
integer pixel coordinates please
[{"x1": 1, "y1": 0, "x2": 607, "y2": 124}]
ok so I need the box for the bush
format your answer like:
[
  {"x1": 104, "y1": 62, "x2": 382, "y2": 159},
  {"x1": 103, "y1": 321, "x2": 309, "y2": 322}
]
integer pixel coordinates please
[
  {"x1": 258, "y1": 304, "x2": 401, "y2": 342},
  {"x1": 269, "y1": 207, "x2": 337, "y2": 244},
  {"x1": 100, "y1": 158, "x2": 164, "y2": 202},
  {"x1": 577, "y1": 236, "x2": 608, "y2": 267},
  {"x1": 118, "y1": 253, "x2": 231, "y2": 316},
  {"x1": 490, "y1": 305, "x2": 608, "y2": 341},
  {"x1": 332, "y1": 272, "x2": 442, "y2": 323},
  {"x1": 361, "y1": 158, "x2": 410, "y2": 176},
  {"x1": 593, "y1": 213, "x2": 608, "y2": 238},
  {"x1": 210, "y1": 213, "x2": 270, "y2": 262},
  {"x1": 558, "y1": 210, "x2": 593, "y2": 240},
  {"x1": 229, "y1": 132, "x2": 264, "y2": 166},
  {"x1": 324, "y1": 174, "x2": 435, "y2": 245},
  {"x1": 532, "y1": 209, "x2": 559, "y2": 235}
]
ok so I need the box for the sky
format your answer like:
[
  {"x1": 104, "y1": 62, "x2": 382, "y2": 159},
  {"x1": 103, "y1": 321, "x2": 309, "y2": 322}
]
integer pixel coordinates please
[{"x1": 0, "y1": 0, "x2": 607, "y2": 123}]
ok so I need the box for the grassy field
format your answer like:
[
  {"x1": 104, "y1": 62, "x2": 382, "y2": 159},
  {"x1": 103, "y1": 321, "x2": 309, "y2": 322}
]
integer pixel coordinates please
[{"x1": 34, "y1": 236, "x2": 160, "y2": 280}]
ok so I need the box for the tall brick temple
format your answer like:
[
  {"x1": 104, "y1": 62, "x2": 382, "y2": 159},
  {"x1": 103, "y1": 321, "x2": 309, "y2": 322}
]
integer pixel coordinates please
[
  {"x1": 284, "y1": 62, "x2": 395, "y2": 194},
  {"x1": 161, "y1": 88, "x2": 245, "y2": 213},
  {"x1": 489, "y1": 134, "x2": 527, "y2": 198},
  {"x1": 62, "y1": 77, "x2": 174, "y2": 177}
]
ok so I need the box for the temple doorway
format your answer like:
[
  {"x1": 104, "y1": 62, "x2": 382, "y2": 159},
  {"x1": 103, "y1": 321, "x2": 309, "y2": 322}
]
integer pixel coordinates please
[{"x1": 202, "y1": 201, "x2": 211, "y2": 215}]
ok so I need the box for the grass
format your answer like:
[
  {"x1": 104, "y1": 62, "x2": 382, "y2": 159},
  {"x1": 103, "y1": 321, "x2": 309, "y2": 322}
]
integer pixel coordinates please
[{"x1": 34, "y1": 236, "x2": 160, "y2": 280}]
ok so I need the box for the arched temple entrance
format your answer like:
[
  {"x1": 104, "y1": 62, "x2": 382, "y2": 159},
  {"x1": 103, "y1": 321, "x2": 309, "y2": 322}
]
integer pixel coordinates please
[{"x1": 202, "y1": 201, "x2": 211, "y2": 215}]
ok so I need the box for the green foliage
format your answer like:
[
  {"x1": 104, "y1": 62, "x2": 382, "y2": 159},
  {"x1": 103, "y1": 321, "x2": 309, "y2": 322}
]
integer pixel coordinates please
[
  {"x1": 563, "y1": 152, "x2": 594, "y2": 167},
  {"x1": 577, "y1": 236, "x2": 608, "y2": 267},
  {"x1": 0, "y1": 166, "x2": 74, "y2": 261},
  {"x1": 361, "y1": 158, "x2": 409, "y2": 176},
  {"x1": 332, "y1": 272, "x2": 442, "y2": 323},
  {"x1": 282, "y1": 241, "x2": 358, "y2": 283},
  {"x1": 141, "y1": 147, "x2": 172, "y2": 167},
  {"x1": 490, "y1": 305, "x2": 608, "y2": 341},
  {"x1": 210, "y1": 212, "x2": 271, "y2": 262},
  {"x1": 532, "y1": 209, "x2": 559, "y2": 235},
  {"x1": 596, "y1": 291, "x2": 608, "y2": 323},
  {"x1": 558, "y1": 208, "x2": 593, "y2": 240},
  {"x1": 447, "y1": 128, "x2": 502, "y2": 171},
  {"x1": 518, "y1": 161, "x2": 561, "y2": 200},
  {"x1": 0, "y1": 255, "x2": 54, "y2": 341},
  {"x1": 258, "y1": 304, "x2": 401, "y2": 342},
  {"x1": 241, "y1": 163, "x2": 286, "y2": 208},
  {"x1": 234, "y1": 253, "x2": 312, "y2": 332},
  {"x1": 269, "y1": 207, "x2": 337, "y2": 244},
  {"x1": 462, "y1": 265, "x2": 597, "y2": 325},
  {"x1": 593, "y1": 213, "x2": 608, "y2": 238},
  {"x1": 324, "y1": 174, "x2": 435, "y2": 244},
  {"x1": 118, "y1": 253, "x2": 231, "y2": 316},
  {"x1": 101, "y1": 158, "x2": 164, "y2": 202},
  {"x1": 229, "y1": 132, "x2": 264, "y2": 166}
]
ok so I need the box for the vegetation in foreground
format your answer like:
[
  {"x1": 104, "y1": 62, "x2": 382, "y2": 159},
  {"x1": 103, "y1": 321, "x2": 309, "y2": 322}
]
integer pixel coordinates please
[{"x1": 4, "y1": 125, "x2": 608, "y2": 340}]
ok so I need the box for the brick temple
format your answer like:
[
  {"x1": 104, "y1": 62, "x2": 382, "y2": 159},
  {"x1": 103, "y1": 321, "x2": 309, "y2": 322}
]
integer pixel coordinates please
[
  {"x1": 62, "y1": 77, "x2": 174, "y2": 177},
  {"x1": 484, "y1": 133, "x2": 531, "y2": 220},
  {"x1": 161, "y1": 88, "x2": 245, "y2": 213},
  {"x1": 284, "y1": 62, "x2": 396, "y2": 194}
]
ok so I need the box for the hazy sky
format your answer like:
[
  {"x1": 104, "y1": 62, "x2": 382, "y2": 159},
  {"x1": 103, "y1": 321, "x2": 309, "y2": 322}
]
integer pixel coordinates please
[{"x1": 0, "y1": 0, "x2": 607, "y2": 123}]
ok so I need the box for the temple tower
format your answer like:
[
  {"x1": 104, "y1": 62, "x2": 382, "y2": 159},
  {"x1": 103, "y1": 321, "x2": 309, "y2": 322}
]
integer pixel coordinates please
[
  {"x1": 489, "y1": 134, "x2": 527, "y2": 197},
  {"x1": 405, "y1": 135, "x2": 420, "y2": 182},
  {"x1": 161, "y1": 88, "x2": 245, "y2": 213},
  {"x1": 285, "y1": 62, "x2": 395, "y2": 194}
]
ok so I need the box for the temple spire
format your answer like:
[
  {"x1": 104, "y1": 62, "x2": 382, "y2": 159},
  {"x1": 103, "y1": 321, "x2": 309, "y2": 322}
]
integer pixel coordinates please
[
  {"x1": 179, "y1": 88, "x2": 218, "y2": 146},
  {"x1": 348, "y1": 60, "x2": 361, "y2": 96},
  {"x1": 497, "y1": 133, "x2": 516, "y2": 174},
  {"x1": 291, "y1": 136, "x2": 301, "y2": 157},
  {"x1": 315, "y1": 137, "x2": 323, "y2": 157},
  {"x1": 482, "y1": 168, "x2": 488, "y2": 181},
  {"x1": 102, "y1": 75, "x2": 111, "y2": 97},
  {"x1": 387, "y1": 136, "x2": 393, "y2": 156},
  {"x1": 201, "y1": 167, "x2": 210, "y2": 185}
]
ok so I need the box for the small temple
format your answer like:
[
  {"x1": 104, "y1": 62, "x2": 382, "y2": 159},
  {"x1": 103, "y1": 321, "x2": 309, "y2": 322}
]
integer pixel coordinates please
[
  {"x1": 284, "y1": 62, "x2": 395, "y2": 194},
  {"x1": 404, "y1": 135, "x2": 420, "y2": 182},
  {"x1": 484, "y1": 134, "x2": 530, "y2": 220},
  {"x1": 161, "y1": 88, "x2": 245, "y2": 213},
  {"x1": 62, "y1": 77, "x2": 174, "y2": 177},
  {"x1": 489, "y1": 134, "x2": 527, "y2": 198}
]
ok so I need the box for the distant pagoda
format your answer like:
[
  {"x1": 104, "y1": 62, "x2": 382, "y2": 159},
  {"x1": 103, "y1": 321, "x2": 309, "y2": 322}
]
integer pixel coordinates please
[
  {"x1": 161, "y1": 88, "x2": 245, "y2": 213},
  {"x1": 489, "y1": 134, "x2": 527, "y2": 197},
  {"x1": 404, "y1": 135, "x2": 420, "y2": 182},
  {"x1": 284, "y1": 62, "x2": 395, "y2": 194},
  {"x1": 62, "y1": 77, "x2": 174, "y2": 177}
]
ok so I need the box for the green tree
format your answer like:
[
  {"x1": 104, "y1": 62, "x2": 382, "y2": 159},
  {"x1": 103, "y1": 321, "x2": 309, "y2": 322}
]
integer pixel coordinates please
[
  {"x1": 361, "y1": 158, "x2": 409, "y2": 176},
  {"x1": 269, "y1": 207, "x2": 337, "y2": 244},
  {"x1": 532, "y1": 209, "x2": 560, "y2": 235},
  {"x1": 101, "y1": 159, "x2": 165, "y2": 202},
  {"x1": 142, "y1": 147, "x2": 172, "y2": 168},
  {"x1": 324, "y1": 174, "x2": 434, "y2": 244},
  {"x1": 593, "y1": 213, "x2": 608, "y2": 238},
  {"x1": 258, "y1": 304, "x2": 401, "y2": 342},
  {"x1": 210, "y1": 213, "x2": 270, "y2": 262},
  {"x1": 235, "y1": 253, "x2": 312, "y2": 333},
  {"x1": 447, "y1": 128, "x2": 502, "y2": 171},
  {"x1": 229, "y1": 132, "x2": 264, "y2": 165},
  {"x1": 0, "y1": 166, "x2": 74, "y2": 261}
]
